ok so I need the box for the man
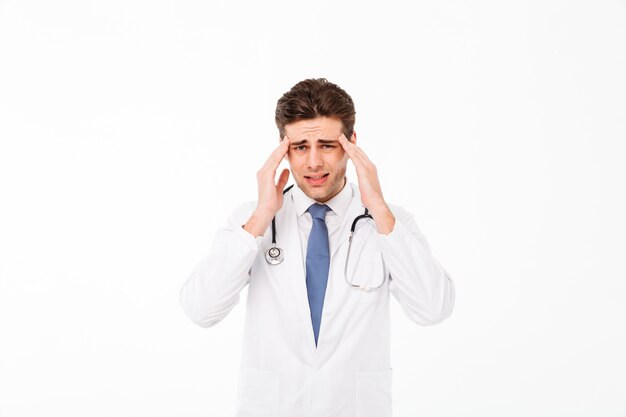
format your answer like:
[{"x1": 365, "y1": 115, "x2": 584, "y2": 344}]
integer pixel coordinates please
[{"x1": 179, "y1": 78, "x2": 455, "y2": 417}]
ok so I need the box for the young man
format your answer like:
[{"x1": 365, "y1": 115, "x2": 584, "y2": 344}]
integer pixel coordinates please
[{"x1": 180, "y1": 78, "x2": 455, "y2": 417}]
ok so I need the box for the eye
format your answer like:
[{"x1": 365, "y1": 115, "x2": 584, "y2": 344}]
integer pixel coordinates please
[
  {"x1": 294, "y1": 145, "x2": 307, "y2": 151},
  {"x1": 321, "y1": 145, "x2": 336, "y2": 149}
]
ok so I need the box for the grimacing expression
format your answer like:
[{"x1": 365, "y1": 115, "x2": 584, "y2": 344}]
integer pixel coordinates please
[{"x1": 283, "y1": 117, "x2": 355, "y2": 203}]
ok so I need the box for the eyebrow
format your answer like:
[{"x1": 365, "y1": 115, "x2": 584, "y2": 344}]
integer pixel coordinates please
[{"x1": 290, "y1": 139, "x2": 338, "y2": 146}]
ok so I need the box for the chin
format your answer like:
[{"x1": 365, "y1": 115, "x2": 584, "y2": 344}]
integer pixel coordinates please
[
  {"x1": 301, "y1": 186, "x2": 324, "y2": 200},
  {"x1": 300, "y1": 180, "x2": 342, "y2": 203},
  {"x1": 295, "y1": 182, "x2": 322, "y2": 200}
]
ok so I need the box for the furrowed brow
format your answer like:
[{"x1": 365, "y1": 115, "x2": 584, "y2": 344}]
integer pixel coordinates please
[{"x1": 290, "y1": 139, "x2": 338, "y2": 146}]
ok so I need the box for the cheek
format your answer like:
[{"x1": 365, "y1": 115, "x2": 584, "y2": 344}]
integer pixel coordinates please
[
  {"x1": 336, "y1": 149, "x2": 349, "y2": 163},
  {"x1": 327, "y1": 155, "x2": 348, "y2": 173},
  {"x1": 287, "y1": 156, "x2": 304, "y2": 174}
]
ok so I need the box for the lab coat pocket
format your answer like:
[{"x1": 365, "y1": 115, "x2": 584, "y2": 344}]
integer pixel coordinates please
[
  {"x1": 236, "y1": 367, "x2": 279, "y2": 417},
  {"x1": 355, "y1": 368, "x2": 393, "y2": 417}
]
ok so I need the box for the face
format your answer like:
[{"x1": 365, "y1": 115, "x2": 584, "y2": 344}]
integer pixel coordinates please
[{"x1": 283, "y1": 117, "x2": 356, "y2": 203}]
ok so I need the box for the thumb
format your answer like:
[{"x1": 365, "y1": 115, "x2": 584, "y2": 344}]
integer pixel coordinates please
[{"x1": 276, "y1": 168, "x2": 290, "y2": 192}]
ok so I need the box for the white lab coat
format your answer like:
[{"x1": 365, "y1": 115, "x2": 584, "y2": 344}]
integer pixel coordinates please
[{"x1": 180, "y1": 183, "x2": 455, "y2": 417}]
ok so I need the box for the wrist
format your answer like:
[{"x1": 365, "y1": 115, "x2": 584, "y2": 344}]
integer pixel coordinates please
[
  {"x1": 366, "y1": 199, "x2": 390, "y2": 216},
  {"x1": 368, "y1": 203, "x2": 395, "y2": 235},
  {"x1": 243, "y1": 209, "x2": 273, "y2": 237}
]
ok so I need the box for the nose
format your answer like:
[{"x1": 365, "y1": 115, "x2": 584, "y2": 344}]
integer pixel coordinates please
[{"x1": 307, "y1": 146, "x2": 323, "y2": 170}]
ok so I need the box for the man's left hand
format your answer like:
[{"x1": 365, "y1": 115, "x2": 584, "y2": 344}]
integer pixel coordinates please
[{"x1": 338, "y1": 134, "x2": 396, "y2": 235}]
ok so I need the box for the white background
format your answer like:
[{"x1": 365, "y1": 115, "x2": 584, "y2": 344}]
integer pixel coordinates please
[{"x1": 1, "y1": 0, "x2": 625, "y2": 416}]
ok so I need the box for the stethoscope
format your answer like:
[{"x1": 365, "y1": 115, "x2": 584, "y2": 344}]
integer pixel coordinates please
[{"x1": 265, "y1": 184, "x2": 387, "y2": 291}]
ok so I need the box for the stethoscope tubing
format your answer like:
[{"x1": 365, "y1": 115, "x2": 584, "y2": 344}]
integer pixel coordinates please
[{"x1": 265, "y1": 184, "x2": 386, "y2": 291}]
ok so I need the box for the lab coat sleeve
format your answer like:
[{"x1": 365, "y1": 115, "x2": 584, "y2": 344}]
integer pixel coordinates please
[
  {"x1": 380, "y1": 205, "x2": 455, "y2": 326},
  {"x1": 179, "y1": 201, "x2": 263, "y2": 328}
]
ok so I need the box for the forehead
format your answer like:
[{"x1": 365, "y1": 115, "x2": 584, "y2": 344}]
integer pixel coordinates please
[{"x1": 284, "y1": 117, "x2": 343, "y2": 139}]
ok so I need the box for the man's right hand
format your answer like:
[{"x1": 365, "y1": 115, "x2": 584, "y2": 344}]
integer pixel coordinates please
[{"x1": 243, "y1": 136, "x2": 291, "y2": 237}]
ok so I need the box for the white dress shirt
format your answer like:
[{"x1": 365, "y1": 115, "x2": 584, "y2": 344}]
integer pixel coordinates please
[{"x1": 290, "y1": 178, "x2": 354, "y2": 265}]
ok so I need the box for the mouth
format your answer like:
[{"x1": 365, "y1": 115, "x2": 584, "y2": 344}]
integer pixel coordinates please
[{"x1": 304, "y1": 173, "x2": 329, "y2": 185}]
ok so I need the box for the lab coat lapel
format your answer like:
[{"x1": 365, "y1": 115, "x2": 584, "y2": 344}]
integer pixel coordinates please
[
  {"x1": 330, "y1": 183, "x2": 365, "y2": 260},
  {"x1": 275, "y1": 192, "x2": 313, "y2": 324}
]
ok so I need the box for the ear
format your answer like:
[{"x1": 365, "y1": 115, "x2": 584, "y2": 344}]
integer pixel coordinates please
[{"x1": 350, "y1": 131, "x2": 357, "y2": 145}]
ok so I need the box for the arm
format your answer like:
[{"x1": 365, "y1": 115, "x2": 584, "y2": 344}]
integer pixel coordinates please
[
  {"x1": 337, "y1": 133, "x2": 455, "y2": 325},
  {"x1": 179, "y1": 202, "x2": 260, "y2": 328},
  {"x1": 379, "y1": 205, "x2": 455, "y2": 326},
  {"x1": 179, "y1": 137, "x2": 291, "y2": 328}
]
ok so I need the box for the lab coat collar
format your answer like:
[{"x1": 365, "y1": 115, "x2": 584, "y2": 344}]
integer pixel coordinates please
[{"x1": 292, "y1": 177, "x2": 353, "y2": 219}]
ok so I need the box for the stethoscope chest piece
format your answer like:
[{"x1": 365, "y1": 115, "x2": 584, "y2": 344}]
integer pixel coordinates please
[{"x1": 265, "y1": 245, "x2": 284, "y2": 265}]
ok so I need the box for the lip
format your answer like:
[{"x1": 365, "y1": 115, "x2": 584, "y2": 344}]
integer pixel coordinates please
[{"x1": 304, "y1": 173, "x2": 329, "y2": 185}]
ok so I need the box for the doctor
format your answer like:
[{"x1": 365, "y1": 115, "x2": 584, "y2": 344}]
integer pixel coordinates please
[{"x1": 179, "y1": 78, "x2": 455, "y2": 417}]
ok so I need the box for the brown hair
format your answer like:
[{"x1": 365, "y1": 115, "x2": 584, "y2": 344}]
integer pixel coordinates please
[{"x1": 275, "y1": 78, "x2": 356, "y2": 139}]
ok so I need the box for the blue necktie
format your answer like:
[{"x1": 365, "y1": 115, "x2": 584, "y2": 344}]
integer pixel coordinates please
[{"x1": 306, "y1": 203, "x2": 331, "y2": 347}]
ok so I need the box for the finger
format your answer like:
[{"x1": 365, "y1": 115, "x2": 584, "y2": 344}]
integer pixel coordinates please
[
  {"x1": 338, "y1": 133, "x2": 353, "y2": 146},
  {"x1": 352, "y1": 145, "x2": 373, "y2": 165},
  {"x1": 276, "y1": 168, "x2": 290, "y2": 191},
  {"x1": 339, "y1": 133, "x2": 370, "y2": 170},
  {"x1": 339, "y1": 133, "x2": 373, "y2": 167},
  {"x1": 262, "y1": 137, "x2": 290, "y2": 171},
  {"x1": 338, "y1": 134, "x2": 357, "y2": 157},
  {"x1": 282, "y1": 135, "x2": 291, "y2": 159}
]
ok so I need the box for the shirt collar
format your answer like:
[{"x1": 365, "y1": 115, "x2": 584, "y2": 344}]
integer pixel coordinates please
[{"x1": 292, "y1": 177, "x2": 353, "y2": 218}]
